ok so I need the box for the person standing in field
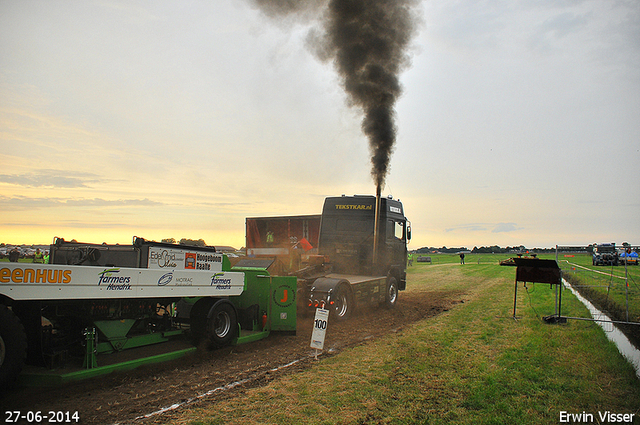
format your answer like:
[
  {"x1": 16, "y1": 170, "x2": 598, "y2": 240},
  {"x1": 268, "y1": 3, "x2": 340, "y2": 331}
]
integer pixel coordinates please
[
  {"x1": 9, "y1": 247, "x2": 20, "y2": 262},
  {"x1": 459, "y1": 253, "x2": 465, "y2": 264},
  {"x1": 33, "y1": 248, "x2": 44, "y2": 263}
]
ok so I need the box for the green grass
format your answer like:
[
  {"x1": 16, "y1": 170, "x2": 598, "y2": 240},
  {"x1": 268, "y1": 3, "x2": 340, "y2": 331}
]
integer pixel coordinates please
[
  {"x1": 419, "y1": 252, "x2": 640, "y2": 326},
  {"x1": 0, "y1": 258, "x2": 41, "y2": 263},
  {"x1": 555, "y1": 253, "x2": 640, "y2": 350},
  {"x1": 173, "y1": 260, "x2": 640, "y2": 425},
  {"x1": 560, "y1": 254, "x2": 640, "y2": 321}
]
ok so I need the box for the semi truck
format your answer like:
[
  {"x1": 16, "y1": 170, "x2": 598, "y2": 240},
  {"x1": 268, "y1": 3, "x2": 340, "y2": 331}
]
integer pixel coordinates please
[
  {"x1": 293, "y1": 194, "x2": 411, "y2": 321},
  {"x1": 592, "y1": 243, "x2": 619, "y2": 266},
  {"x1": 0, "y1": 237, "x2": 296, "y2": 389}
]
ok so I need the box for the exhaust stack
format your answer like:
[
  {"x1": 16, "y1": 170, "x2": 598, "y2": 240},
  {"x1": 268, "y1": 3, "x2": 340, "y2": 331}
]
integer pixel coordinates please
[{"x1": 373, "y1": 185, "x2": 381, "y2": 269}]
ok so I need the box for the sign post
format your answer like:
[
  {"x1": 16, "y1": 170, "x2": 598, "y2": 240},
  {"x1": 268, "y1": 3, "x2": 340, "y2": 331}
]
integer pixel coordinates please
[{"x1": 310, "y1": 308, "x2": 329, "y2": 359}]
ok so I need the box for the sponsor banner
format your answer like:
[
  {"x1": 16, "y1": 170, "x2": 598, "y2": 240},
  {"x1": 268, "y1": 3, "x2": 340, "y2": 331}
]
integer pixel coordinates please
[
  {"x1": 148, "y1": 247, "x2": 224, "y2": 271},
  {"x1": 0, "y1": 263, "x2": 244, "y2": 301}
]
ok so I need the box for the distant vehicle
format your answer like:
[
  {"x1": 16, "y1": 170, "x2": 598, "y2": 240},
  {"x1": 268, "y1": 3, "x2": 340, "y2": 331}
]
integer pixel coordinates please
[
  {"x1": 619, "y1": 248, "x2": 638, "y2": 266},
  {"x1": 592, "y1": 243, "x2": 618, "y2": 266}
]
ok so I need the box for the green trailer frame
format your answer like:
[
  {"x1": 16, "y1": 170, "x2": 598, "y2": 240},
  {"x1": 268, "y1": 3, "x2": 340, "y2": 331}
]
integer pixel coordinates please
[{"x1": 15, "y1": 262, "x2": 296, "y2": 387}]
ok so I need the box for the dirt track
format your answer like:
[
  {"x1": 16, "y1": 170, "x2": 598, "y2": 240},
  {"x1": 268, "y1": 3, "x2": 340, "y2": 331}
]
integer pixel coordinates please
[{"x1": 2, "y1": 289, "x2": 463, "y2": 424}]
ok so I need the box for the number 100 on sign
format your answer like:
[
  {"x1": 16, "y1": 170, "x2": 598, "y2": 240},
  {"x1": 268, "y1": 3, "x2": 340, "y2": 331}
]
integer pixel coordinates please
[{"x1": 310, "y1": 308, "x2": 329, "y2": 350}]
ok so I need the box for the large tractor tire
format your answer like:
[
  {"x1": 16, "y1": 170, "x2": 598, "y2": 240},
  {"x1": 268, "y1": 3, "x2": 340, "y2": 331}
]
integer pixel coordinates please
[
  {"x1": 206, "y1": 300, "x2": 238, "y2": 348},
  {"x1": 0, "y1": 304, "x2": 28, "y2": 391},
  {"x1": 188, "y1": 298, "x2": 213, "y2": 345},
  {"x1": 331, "y1": 284, "x2": 353, "y2": 321},
  {"x1": 385, "y1": 277, "x2": 399, "y2": 309}
]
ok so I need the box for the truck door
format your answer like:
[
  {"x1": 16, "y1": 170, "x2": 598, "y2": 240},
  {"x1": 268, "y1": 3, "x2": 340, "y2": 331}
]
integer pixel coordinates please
[{"x1": 385, "y1": 218, "x2": 407, "y2": 270}]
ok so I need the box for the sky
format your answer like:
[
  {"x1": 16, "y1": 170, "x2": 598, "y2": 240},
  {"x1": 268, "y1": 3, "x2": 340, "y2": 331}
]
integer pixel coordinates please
[{"x1": 1, "y1": 0, "x2": 639, "y2": 250}]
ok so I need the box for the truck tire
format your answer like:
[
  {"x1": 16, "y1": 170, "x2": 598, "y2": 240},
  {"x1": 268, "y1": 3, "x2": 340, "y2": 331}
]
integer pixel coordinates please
[
  {"x1": 385, "y1": 277, "x2": 399, "y2": 309},
  {"x1": 331, "y1": 285, "x2": 353, "y2": 321},
  {"x1": 206, "y1": 300, "x2": 238, "y2": 348},
  {"x1": 0, "y1": 304, "x2": 28, "y2": 391}
]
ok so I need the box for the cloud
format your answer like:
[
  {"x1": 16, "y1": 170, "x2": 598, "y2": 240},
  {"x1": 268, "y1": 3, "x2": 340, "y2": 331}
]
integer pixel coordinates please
[
  {"x1": 64, "y1": 198, "x2": 163, "y2": 207},
  {"x1": 0, "y1": 170, "x2": 101, "y2": 188},
  {"x1": 445, "y1": 222, "x2": 523, "y2": 234},
  {"x1": 531, "y1": 10, "x2": 590, "y2": 47},
  {"x1": 1, "y1": 220, "x2": 132, "y2": 229},
  {"x1": 0, "y1": 195, "x2": 163, "y2": 211},
  {"x1": 445, "y1": 224, "x2": 489, "y2": 233},
  {"x1": 492, "y1": 223, "x2": 523, "y2": 233}
]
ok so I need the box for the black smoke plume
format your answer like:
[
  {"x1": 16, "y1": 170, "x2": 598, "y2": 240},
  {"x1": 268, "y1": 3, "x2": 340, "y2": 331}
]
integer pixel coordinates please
[{"x1": 251, "y1": 0, "x2": 419, "y2": 190}]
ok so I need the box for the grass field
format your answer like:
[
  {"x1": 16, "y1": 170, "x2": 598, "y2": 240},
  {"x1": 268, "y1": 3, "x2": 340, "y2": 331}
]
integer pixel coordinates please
[
  {"x1": 174, "y1": 255, "x2": 640, "y2": 425},
  {"x1": 559, "y1": 253, "x2": 640, "y2": 326}
]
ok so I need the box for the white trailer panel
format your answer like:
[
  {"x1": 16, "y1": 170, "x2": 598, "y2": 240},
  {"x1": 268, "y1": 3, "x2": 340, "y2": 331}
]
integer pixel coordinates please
[{"x1": 0, "y1": 263, "x2": 244, "y2": 301}]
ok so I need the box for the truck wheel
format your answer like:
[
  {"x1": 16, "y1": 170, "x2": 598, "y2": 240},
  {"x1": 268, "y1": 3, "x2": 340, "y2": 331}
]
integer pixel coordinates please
[
  {"x1": 385, "y1": 277, "x2": 399, "y2": 309},
  {"x1": 331, "y1": 285, "x2": 352, "y2": 321},
  {"x1": 206, "y1": 300, "x2": 238, "y2": 348},
  {"x1": 0, "y1": 304, "x2": 28, "y2": 391}
]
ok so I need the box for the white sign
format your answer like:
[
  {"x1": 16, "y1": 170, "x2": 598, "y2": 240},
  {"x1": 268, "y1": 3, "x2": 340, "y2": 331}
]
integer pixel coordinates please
[
  {"x1": 148, "y1": 247, "x2": 224, "y2": 271},
  {"x1": 0, "y1": 263, "x2": 244, "y2": 301},
  {"x1": 310, "y1": 308, "x2": 329, "y2": 350}
]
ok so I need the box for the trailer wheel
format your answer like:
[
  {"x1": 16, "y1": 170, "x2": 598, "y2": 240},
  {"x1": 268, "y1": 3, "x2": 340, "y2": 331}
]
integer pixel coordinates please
[
  {"x1": 331, "y1": 285, "x2": 352, "y2": 321},
  {"x1": 0, "y1": 304, "x2": 28, "y2": 391},
  {"x1": 188, "y1": 299, "x2": 212, "y2": 345},
  {"x1": 385, "y1": 277, "x2": 399, "y2": 309},
  {"x1": 206, "y1": 301, "x2": 238, "y2": 348}
]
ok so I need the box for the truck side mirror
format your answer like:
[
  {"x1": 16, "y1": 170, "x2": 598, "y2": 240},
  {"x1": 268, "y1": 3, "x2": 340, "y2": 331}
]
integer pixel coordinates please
[{"x1": 407, "y1": 224, "x2": 411, "y2": 241}]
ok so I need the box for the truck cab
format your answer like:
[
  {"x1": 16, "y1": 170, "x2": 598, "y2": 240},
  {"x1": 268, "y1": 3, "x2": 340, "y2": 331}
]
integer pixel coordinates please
[
  {"x1": 592, "y1": 243, "x2": 618, "y2": 266},
  {"x1": 318, "y1": 195, "x2": 410, "y2": 289},
  {"x1": 299, "y1": 194, "x2": 411, "y2": 320}
]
